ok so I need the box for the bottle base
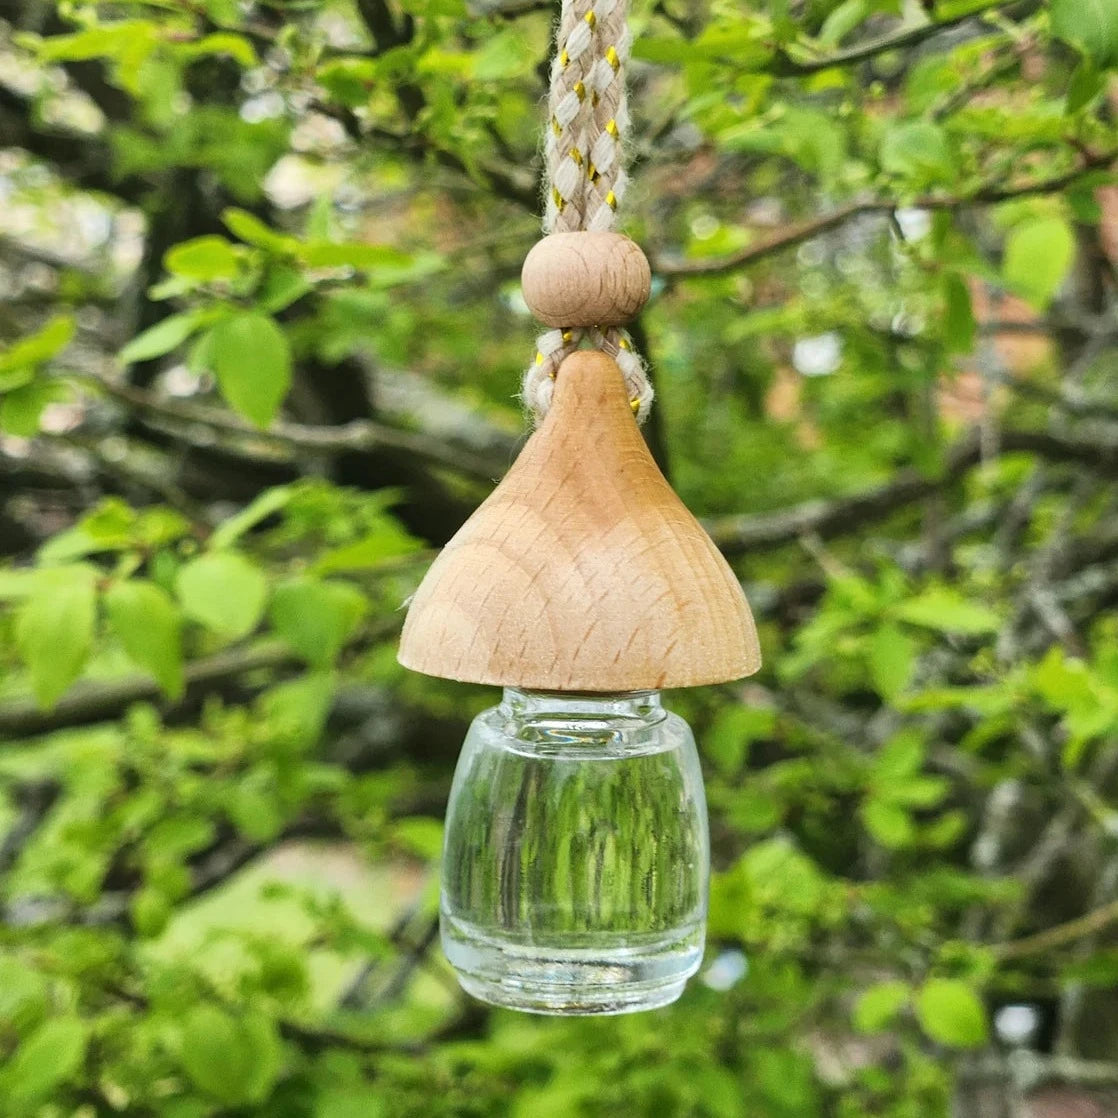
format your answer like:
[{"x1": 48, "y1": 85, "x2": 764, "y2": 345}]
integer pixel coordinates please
[{"x1": 441, "y1": 914, "x2": 703, "y2": 1016}]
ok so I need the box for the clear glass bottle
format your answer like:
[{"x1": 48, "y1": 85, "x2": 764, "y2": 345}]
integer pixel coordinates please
[{"x1": 441, "y1": 688, "x2": 709, "y2": 1015}]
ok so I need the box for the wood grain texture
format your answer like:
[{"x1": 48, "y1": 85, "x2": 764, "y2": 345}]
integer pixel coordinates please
[
  {"x1": 521, "y1": 232, "x2": 651, "y2": 328},
  {"x1": 398, "y1": 350, "x2": 761, "y2": 690}
]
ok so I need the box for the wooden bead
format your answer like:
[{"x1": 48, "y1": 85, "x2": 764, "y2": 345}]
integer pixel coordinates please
[
  {"x1": 398, "y1": 350, "x2": 760, "y2": 691},
  {"x1": 521, "y1": 231, "x2": 652, "y2": 328}
]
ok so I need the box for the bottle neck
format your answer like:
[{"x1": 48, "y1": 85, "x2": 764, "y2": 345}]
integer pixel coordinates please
[
  {"x1": 496, "y1": 688, "x2": 668, "y2": 755},
  {"x1": 500, "y1": 688, "x2": 663, "y2": 724}
]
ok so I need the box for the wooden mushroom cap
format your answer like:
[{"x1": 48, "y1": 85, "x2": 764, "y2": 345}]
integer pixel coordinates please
[{"x1": 397, "y1": 350, "x2": 760, "y2": 691}]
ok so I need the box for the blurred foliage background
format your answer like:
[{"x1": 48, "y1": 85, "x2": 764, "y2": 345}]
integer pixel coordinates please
[{"x1": 1, "y1": 0, "x2": 1118, "y2": 1114}]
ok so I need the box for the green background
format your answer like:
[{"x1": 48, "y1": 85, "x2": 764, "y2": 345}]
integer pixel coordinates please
[{"x1": 2, "y1": 0, "x2": 1118, "y2": 1113}]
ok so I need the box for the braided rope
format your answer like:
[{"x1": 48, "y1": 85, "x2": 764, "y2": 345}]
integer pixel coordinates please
[
  {"x1": 522, "y1": 0, "x2": 653, "y2": 425},
  {"x1": 584, "y1": 0, "x2": 630, "y2": 231},
  {"x1": 543, "y1": 0, "x2": 595, "y2": 233}
]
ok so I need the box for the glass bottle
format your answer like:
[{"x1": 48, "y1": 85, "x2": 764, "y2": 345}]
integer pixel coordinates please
[{"x1": 441, "y1": 688, "x2": 709, "y2": 1015}]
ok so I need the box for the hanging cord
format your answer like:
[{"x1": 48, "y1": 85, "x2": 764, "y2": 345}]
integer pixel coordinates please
[{"x1": 521, "y1": 0, "x2": 653, "y2": 424}]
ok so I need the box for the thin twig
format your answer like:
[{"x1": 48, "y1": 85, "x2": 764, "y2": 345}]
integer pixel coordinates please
[
  {"x1": 705, "y1": 427, "x2": 1118, "y2": 556},
  {"x1": 0, "y1": 617, "x2": 402, "y2": 740},
  {"x1": 656, "y1": 152, "x2": 1118, "y2": 278},
  {"x1": 71, "y1": 371, "x2": 507, "y2": 483},
  {"x1": 995, "y1": 899, "x2": 1118, "y2": 961},
  {"x1": 768, "y1": 0, "x2": 1017, "y2": 77}
]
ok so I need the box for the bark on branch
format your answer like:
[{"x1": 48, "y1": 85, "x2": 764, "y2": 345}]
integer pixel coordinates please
[
  {"x1": 656, "y1": 151, "x2": 1118, "y2": 278},
  {"x1": 74, "y1": 371, "x2": 508, "y2": 483},
  {"x1": 706, "y1": 428, "x2": 1118, "y2": 557}
]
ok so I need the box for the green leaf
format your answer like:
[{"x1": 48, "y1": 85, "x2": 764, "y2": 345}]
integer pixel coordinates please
[
  {"x1": 255, "y1": 673, "x2": 333, "y2": 749},
  {"x1": 209, "y1": 485, "x2": 293, "y2": 549},
  {"x1": 310, "y1": 524, "x2": 421, "y2": 575},
  {"x1": 0, "y1": 361, "x2": 35, "y2": 394},
  {"x1": 633, "y1": 21, "x2": 772, "y2": 67},
  {"x1": 0, "y1": 380, "x2": 67, "y2": 437},
  {"x1": 227, "y1": 771, "x2": 284, "y2": 841},
  {"x1": 316, "y1": 1090, "x2": 387, "y2": 1118},
  {"x1": 315, "y1": 59, "x2": 378, "y2": 108},
  {"x1": 0, "y1": 314, "x2": 74, "y2": 383},
  {"x1": 178, "y1": 1005, "x2": 282, "y2": 1105},
  {"x1": 474, "y1": 29, "x2": 531, "y2": 79},
  {"x1": 259, "y1": 266, "x2": 312, "y2": 313},
  {"x1": 222, "y1": 207, "x2": 297, "y2": 253},
  {"x1": 888, "y1": 775, "x2": 951, "y2": 808},
  {"x1": 703, "y1": 704, "x2": 777, "y2": 774},
  {"x1": 880, "y1": 121, "x2": 954, "y2": 182},
  {"x1": 941, "y1": 272, "x2": 976, "y2": 355},
  {"x1": 175, "y1": 551, "x2": 268, "y2": 638},
  {"x1": 3, "y1": 1016, "x2": 88, "y2": 1108},
  {"x1": 131, "y1": 886, "x2": 173, "y2": 937},
  {"x1": 177, "y1": 31, "x2": 257, "y2": 67},
  {"x1": 1067, "y1": 57, "x2": 1104, "y2": 112},
  {"x1": 1051, "y1": 0, "x2": 1118, "y2": 67},
  {"x1": 298, "y1": 241, "x2": 415, "y2": 270},
  {"x1": 165, "y1": 235, "x2": 243, "y2": 282},
  {"x1": 205, "y1": 311, "x2": 292, "y2": 428},
  {"x1": 145, "y1": 815, "x2": 217, "y2": 861},
  {"x1": 36, "y1": 497, "x2": 140, "y2": 561},
  {"x1": 392, "y1": 816, "x2": 444, "y2": 859},
  {"x1": 819, "y1": 0, "x2": 869, "y2": 47},
  {"x1": 0, "y1": 568, "x2": 41, "y2": 601},
  {"x1": 1003, "y1": 217, "x2": 1076, "y2": 309},
  {"x1": 120, "y1": 312, "x2": 204, "y2": 364},
  {"x1": 105, "y1": 579, "x2": 184, "y2": 698},
  {"x1": 31, "y1": 21, "x2": 154, "y2": 64},
  {"x1": 915, "y1": 978, "x2": 989, "y2": 1048},
  {"x1": 269, "y1": 577, "x2": 367, "y2": 667},
  {"x1": 15, "y1": 566, "x2": 97, "y2": 707},
  {"x1": 894, "y1": 588, "x2": 1000, "y2": 634},
  {"x1": 1030, "y1": 645, "x2": 1095, "y2": 709},
  {"x1": 869, "y1": 623, "x2": 917, "y2": 700},
  {"x1": 853, "y1": 980, "x2": 909, "y2": 1033},
  {"x1": 873, "y1": 730, "x2": 925, "y2": 781},
  {"x1": 0, "y1": 960, "x2": 48, "y2": 1035},
  {"x1": 860, "y1": 799, "x2": 915, "y2": 849}
]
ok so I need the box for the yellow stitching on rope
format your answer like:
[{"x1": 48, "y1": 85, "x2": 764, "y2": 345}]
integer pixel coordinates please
[
  {"x1": 606, "y1": 119, "x2": 619, "y2": 138},
  {"x1": 552, "y1": 187, "x2": 565, "y2": 210},
  {"x1": 606, "y1": 190, "x2": 617, "y2": 209},
  {"x1": 562, "y1": 330, "x2": 573, "y2": 342},
  {"x1": 560, "y1": 49, "x2": 570, "y2": 67},
  {"x1": 606, "y1": 46, "x2": 620, "y2": 70},
  {"x1": 574, "y1": 80, "x2": 586, "y2": 101},
  {"x1": 618, "y1": 336, "x2": 632, "y2": 350},
  {"x1": 587, "y1": 161, "x2": 597, "y2": 180},
  {"x1": 584, "y1": 10, "x2": 596, "y2": 28},
  {"x1": 630, "y1": 397, "x2": 640, "y2": 415},
  {"x1": 551, "y1": 118, "x2": 561, "y2": 136},
  {"x1": 535, "y1": 352, "x2": 544, "y2": 365},
  {"x1": 570, "y1": 147, "x2": 583, "y2": 166}
]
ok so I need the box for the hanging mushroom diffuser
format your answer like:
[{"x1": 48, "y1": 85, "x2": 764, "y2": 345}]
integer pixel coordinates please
[{"x1": 398, "y1": 0, "x2": 760, "y2": 1015}]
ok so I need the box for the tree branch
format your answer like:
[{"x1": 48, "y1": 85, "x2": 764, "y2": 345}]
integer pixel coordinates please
[
  {"x1": 0, "y1": 641, "x2": 298, "y2": 741},
  {"x1": 656, "y1": 151, "x2": 1118, "y2": 278},
  {"x1": 0, "y1": 618, "x2": 402, "y2": 740},
  {"x1": 995, "y1": 897, "x2": 1118, "y2": 962},
  {"x1": 705, "y1": 427, "x2": 1118, "y2": 556},
  {"x1": 0, "y1": 85, "x2": 140, "y2": 202},
  {"x1": 768, "y1": 0, "x2": 1018, "y2": 78},
  {"x1": 961, "y1": 1053, "x2": 1118, "y2": 1091},
  {"x1": 72, "y1": 371, "x2": 508, "y2": 483}
]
